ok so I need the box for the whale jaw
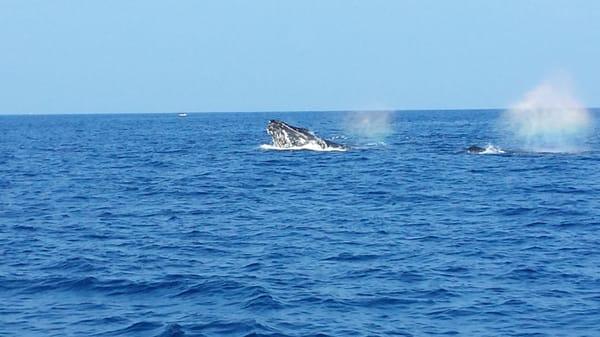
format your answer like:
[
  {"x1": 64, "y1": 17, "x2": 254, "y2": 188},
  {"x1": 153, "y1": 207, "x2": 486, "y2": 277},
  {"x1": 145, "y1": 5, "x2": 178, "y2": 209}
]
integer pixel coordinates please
[{"x1": 266, "y1": 120, "x2": 345, "y2": 150}]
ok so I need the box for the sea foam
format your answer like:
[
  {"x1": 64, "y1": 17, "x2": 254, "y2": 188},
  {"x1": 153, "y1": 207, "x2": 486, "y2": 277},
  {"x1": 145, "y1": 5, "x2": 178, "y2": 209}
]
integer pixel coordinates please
[{"x1": 260, "y1": 143, "x2": 347, "y2": 152}]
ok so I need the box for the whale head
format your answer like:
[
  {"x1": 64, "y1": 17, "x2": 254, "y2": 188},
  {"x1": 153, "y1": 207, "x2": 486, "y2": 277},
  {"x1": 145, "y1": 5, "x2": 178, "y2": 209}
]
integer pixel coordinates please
[
  {"x1": 266, "y1": 120, "x2": 345, "y2": 150},
  {"x1": 267, "y1": 120, "x2": 314, "y2": 148},
  {"x1": 467, "y1": 145, "x2": 486, "y2": 153}
]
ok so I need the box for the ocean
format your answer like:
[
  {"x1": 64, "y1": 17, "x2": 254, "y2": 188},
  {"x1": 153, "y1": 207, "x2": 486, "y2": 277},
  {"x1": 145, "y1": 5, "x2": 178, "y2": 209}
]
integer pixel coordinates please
[{"x1": 1, "y1": 110, "x2": 599, "y2": 336}]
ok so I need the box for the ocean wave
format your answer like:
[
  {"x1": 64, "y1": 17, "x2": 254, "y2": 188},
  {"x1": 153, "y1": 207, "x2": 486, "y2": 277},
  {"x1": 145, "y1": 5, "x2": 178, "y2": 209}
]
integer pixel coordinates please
[
  {"x1": 18, "y1": 276, "x2": 187, "y2": 296},
  {"x1": 350, "y1": 141, "x2": 389, "y2": 150},
  {"x1": 41, "y1": 256, "x2": 105, "y2": 273},
  {"x1": 102, "y1": 321, "x2": 163, "y2": 336},
  {"x1": 187, "y1": 319, "x2": 282, "y2": 336},
  {"x1": 243, "y1": 294, "x2": 284, "y2": 311},
  {"x1": 154, "y1": 324, "x2": 185, "y2": 337},
  {"x1": 352, "y1": 296, "x2": 424, "y2": 308},
  {"x1": 174, "y1": 279, "x2": 268, "y2": 300},
  {"x1": 322, "y1": 252, "x2": 381, "y2": 262}
]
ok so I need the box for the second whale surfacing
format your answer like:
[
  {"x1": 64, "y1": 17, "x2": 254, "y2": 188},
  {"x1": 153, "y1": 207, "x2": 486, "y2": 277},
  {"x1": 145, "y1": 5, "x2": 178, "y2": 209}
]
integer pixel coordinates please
[
  {"x1": 467, "y1": 145, "x2": 486, "y2": 154},
  {"x1": 466, "y1": 144, "x2": 506, "y2": 154},
  {"x1": 266, "y1": 120, "x2": 346, "y2": 151}
]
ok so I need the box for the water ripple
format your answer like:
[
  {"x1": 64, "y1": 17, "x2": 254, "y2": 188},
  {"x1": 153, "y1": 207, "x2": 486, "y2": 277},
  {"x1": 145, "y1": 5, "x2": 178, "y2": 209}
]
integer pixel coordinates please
[{"x1": 1, "y1": 111, "x2": 599, "y2": 336}]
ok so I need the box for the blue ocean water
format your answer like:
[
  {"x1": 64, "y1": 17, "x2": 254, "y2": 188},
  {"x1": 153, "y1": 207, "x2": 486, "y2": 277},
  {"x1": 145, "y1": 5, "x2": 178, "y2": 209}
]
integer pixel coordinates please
[{"x1": 1, "y1": 110, "x2": 599, "y2": 337}]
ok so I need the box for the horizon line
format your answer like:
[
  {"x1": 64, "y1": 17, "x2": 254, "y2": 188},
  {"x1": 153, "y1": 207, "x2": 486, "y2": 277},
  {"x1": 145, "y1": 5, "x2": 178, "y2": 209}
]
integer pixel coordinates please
[{"x1": 1, "y1": 106, "x2": 599, "y2": 116}]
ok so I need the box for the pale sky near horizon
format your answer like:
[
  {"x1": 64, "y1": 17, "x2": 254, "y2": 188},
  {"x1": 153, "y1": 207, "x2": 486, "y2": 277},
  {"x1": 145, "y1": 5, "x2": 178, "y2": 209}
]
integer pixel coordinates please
[{"x1": 0, "y1": 0, "x2": 599, "y2": 114}]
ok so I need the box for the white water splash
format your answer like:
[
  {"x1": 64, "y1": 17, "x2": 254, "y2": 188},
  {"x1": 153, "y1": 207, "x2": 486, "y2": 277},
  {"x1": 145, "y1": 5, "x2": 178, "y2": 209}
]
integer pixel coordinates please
[
  {"x1": 344, "y1": 111, "x2": 393, "y2": 141},
  {"x1": 479, "y1": 144, "x2": 505, "y2": 155},
  {"x1": 501, "y1": 76, "x2": 592, "y2": 153},
  {"x1": 259, "y1": 144, "x2": 347, "y2": 152}
]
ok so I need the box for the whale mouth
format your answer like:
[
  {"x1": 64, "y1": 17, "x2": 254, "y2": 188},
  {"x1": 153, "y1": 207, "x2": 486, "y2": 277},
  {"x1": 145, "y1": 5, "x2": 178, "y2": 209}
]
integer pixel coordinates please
[{"x1": 265, "y1": 120, "x2": 346, "y2": 151}]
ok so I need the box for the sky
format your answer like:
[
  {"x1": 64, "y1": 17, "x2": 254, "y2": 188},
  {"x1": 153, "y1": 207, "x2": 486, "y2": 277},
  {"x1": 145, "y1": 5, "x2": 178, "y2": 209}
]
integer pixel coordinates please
[{"x1": 0, "y1": 0, "x2": 599, "y2": 114}]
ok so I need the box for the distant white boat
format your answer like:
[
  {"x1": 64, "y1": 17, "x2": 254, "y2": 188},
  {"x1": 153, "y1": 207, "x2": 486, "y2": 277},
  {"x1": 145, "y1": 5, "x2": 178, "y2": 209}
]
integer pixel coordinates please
[{"x1": 178, "y1": 112, "x2": 188, "y2": 117}]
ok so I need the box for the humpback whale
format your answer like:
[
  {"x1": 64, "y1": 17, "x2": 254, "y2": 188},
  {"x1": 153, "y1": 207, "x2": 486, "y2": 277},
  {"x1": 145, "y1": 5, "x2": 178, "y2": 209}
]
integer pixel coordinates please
[
  {"x1": 467, "y1": 145, "x2": 486, "y2": 153},
  {"x1": 266, "y1": 120, "x2": 346, "y2": 150},
  {"x1": 466, "y1": 144, "x2": 505, "y2": 154}
]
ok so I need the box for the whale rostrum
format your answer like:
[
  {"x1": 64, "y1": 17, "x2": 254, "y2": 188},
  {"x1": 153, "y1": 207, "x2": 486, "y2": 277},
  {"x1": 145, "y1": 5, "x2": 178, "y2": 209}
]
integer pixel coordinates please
[{"x1": 266, "y1": 120, "x2": 346, "y2": 150}]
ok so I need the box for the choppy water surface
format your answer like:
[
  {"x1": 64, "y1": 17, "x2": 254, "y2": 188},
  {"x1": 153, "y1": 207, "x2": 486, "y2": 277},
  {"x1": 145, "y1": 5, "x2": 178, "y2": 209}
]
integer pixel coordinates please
[{"x1": 1, "y1": 110, "x2": 599, "y2": 336}]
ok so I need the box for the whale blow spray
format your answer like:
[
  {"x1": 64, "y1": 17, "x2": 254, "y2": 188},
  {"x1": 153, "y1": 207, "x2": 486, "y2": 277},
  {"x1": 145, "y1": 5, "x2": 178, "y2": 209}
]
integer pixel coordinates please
[
  {"x1": 344, "y1": 111, "x2": 393, "y2": 141},
  {"x1": 502, "y1": 77, "x2": 592, "y2": 153}
]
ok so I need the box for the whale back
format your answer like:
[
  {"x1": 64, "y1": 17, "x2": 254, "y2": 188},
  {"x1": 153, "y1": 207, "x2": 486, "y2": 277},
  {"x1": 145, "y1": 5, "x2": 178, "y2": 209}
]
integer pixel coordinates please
[{"x1": 467, "y1": 145, "x2": 486, "y2": 153}]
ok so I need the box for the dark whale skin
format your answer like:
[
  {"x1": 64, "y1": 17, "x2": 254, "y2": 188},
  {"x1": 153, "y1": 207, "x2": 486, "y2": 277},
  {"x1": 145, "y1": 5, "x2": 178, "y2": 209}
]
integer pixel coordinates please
[
  {"x1": 467, "y1": 145, "x2": 486, "y2": 153},
  {"x1": 266, "y1": 120, "x2": 346, "y2": 150}
]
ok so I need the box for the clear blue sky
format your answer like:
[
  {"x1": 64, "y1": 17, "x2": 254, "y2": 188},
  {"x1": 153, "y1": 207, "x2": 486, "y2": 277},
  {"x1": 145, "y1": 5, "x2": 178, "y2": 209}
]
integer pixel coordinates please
[{"x1": 0, "y1": 0, "x2": 598, "y2": 114}]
